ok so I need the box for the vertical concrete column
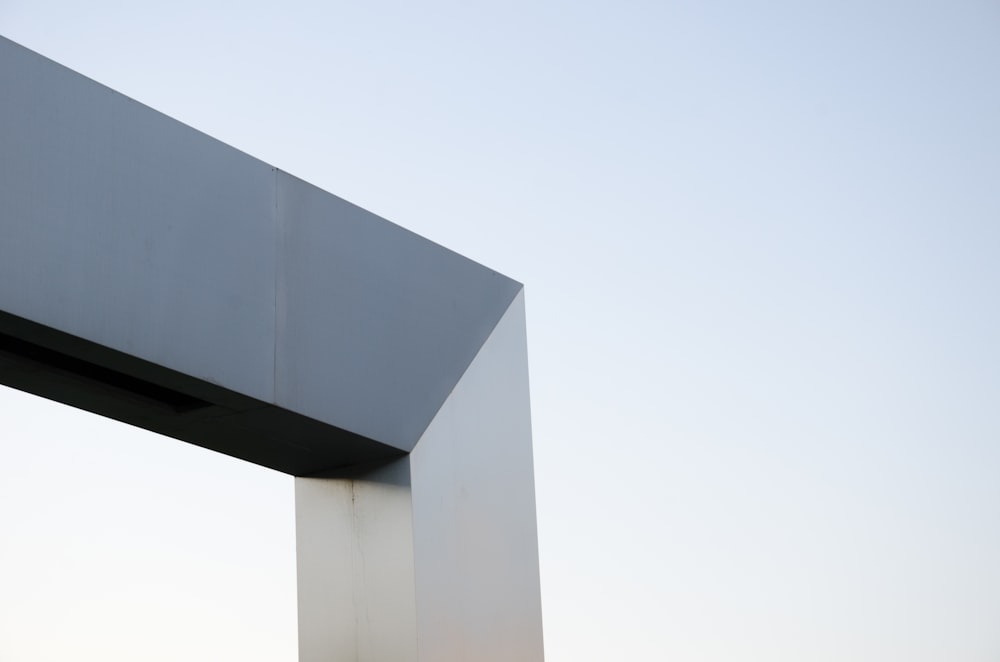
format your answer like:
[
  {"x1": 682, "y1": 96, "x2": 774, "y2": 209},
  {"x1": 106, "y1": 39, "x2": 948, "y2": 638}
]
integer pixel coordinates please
[
  {"x1": 295, "y1": 292, "x2": 544, "y2": 662},
  {"x1": 295, "y1": 459, "x2": 418, "y2": 662}
]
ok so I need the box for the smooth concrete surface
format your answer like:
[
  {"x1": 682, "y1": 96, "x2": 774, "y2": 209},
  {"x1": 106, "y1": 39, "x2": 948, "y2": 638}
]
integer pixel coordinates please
[
  {"x1": 276, "y1": 172, "x2": 521, "y2": 452},
  {"x1": 410, "y1": 290, "x2": 544, "y2": 662},
  {"x1": 0, "y1": 35, "x2": 520, "y2": 473},
  {"x1": 295, "y1": 292, "x2": 544, "y2": 661},
  {"x1": 296, "y1": 460, "x2": 418, "y2": 662},
  {"x1": 0, "y1": 34, "x2": 277, "y2": 403}
]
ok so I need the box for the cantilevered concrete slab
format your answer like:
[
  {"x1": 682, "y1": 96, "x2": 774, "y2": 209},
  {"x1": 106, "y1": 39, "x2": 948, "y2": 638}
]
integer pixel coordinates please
[
  {"x1": 0, "y1": 35, "x2": 521, "y2": 475},
  {"x1": 0, "y1": 36, "x2": 543, "y2": 661}
]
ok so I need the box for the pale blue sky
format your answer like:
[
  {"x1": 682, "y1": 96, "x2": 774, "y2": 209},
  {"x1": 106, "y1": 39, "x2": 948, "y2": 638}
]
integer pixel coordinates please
[{"x1": 2, "y1": 2, "x2": 999, "y2": 660}]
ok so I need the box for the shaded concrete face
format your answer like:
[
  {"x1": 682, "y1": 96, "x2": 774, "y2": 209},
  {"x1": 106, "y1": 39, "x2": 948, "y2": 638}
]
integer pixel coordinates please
[
  {"x1": 0, "y1": 36, "x2": 520, "y2": 475},
  {"x1": 0, "y1": 35, "x2": 278, "y2": 404},
  {"x1": 276, "y1": 173, "x2": 522, "y2": 453}
]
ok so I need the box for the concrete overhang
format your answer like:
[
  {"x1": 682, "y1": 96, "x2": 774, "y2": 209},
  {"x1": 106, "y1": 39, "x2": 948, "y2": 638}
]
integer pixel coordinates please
[{"x1": 0, "y1": 36, "x2": 522, "y2": 475}]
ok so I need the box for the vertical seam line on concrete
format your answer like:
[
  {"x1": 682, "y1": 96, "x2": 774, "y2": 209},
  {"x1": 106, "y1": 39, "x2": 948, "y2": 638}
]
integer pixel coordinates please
[
  {"x1": 351, "y1": 480, "x2": 362, "y2": 662},
  {"x1": 272, "y1": 167, "x2": 279, "y2": 402}
]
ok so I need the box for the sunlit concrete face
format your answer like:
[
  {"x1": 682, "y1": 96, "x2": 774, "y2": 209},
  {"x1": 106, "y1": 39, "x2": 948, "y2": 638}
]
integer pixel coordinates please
[
  {"x1": 409, "y1": 291, "x2": 543, "y2": 662},
  {"x1": 296, "y1": 292, "x2": 543, "y2": 662},
  {"x1": 0, "y1": 36, "x2": 543, "y2": 661}
]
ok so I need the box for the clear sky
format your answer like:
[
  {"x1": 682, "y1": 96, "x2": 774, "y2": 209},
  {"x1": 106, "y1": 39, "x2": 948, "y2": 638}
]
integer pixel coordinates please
[{"x1": 2, "y1": 2, "x2": 999, "y2": 660}]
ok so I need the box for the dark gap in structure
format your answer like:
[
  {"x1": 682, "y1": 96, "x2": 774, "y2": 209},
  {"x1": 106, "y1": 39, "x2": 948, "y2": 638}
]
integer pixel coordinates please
[{"x1": 0, "y1": 332, "x2": 211, "y2": 413}]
